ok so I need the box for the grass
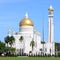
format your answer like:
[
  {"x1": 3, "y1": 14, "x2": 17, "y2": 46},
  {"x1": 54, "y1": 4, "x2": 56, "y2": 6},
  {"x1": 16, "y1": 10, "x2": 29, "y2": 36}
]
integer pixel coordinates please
[{"x1": 0, "y1": 56, "x2": 60, "y2": 60}]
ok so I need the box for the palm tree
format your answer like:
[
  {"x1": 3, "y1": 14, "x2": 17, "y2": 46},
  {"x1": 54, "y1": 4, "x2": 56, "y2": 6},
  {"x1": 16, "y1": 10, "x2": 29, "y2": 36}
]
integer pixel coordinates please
[
  {"x1": 5, "y1": 36, "x2": 10, "y2": 47},
  {"x1": 9, "y1": 36, "x2": 15, "y2": 47},
  {"x1": 10, "y1": 47, "x2": 16, "y2": 55},
  {"x1": 4, "y1": 36, "x2": 11, "y2": 55},
  {"x1": 19, "y1": 36, "x2": 24, "y2": 42},
  {"x1": 19, "y1": 36, "x2": 24, "y2": 55},
  {"x1": 30, "y1": 40, "x2": 35, "y2": 51}
]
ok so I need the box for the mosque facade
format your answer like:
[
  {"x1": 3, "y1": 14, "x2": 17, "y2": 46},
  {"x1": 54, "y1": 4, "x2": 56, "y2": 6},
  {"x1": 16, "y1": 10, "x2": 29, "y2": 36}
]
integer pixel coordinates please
[{"x1": 7, "y1": 6, "x2": 55, "y2": 56}]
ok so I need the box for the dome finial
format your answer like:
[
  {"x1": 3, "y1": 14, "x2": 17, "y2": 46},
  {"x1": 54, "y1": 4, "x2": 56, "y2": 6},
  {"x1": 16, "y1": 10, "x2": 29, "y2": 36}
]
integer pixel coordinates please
[
  {"x1": 50, "y1": 5, "x2": 53, "y2": 9},
  {"x1": 25, "y1": 12, "x2": 28, "y2": 18}
]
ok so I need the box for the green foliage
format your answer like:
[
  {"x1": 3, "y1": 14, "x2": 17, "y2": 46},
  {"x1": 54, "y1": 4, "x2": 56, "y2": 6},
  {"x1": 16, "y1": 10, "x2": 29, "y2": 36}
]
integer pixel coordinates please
[
  {"x1": 30, "y1": 40, "x2": 35, "y2": 51},
  {"x1": 55, "y1": 43, "x2": 60, "y2": 51},
  {"x1": 9, "y1": 36, "x2": 15, "y2": 47},
  {"x1": 0, "y1": 41, "x2": 6, "y2": 53},
  {"x1": 5, "y1": 36, "x2": 15, "y2": 47},
  {"x1": 5, "y1": 47, "x2": 16, "y2": 56},
  {"x1": 5, "y1": 36, "x2": 10, "y2": 44},
  {"x1": 55, "y1": 43, "x2": 60, "y2": 56},
  {"x1": 30, "y1": 40, "x2": 35, "y2": 46},
  {"x1": 19, "y1": 36, "x2": 24, "y2": 42},
  {"x1": 10, "y1": 47, "x2": 16, "y2": 54},
  {"x1": 5, "y1": 36, "x2": 11, "y2": 48},
  {"x1": 4, "y1": 36, "x2": 15, "y2": 56}
]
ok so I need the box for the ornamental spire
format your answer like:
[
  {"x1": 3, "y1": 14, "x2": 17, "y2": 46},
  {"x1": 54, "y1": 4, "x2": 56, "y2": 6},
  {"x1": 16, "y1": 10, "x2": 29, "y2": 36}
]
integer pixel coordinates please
[
  {"x1": 25, "y1": 12, "x2": 29, "y2": 18},
  {"x1": 8, "y1": 28, "x2": 11, "y2": 37},
  {"x1": 50, "y1": 5, "x2": 53, "y2": 8}
]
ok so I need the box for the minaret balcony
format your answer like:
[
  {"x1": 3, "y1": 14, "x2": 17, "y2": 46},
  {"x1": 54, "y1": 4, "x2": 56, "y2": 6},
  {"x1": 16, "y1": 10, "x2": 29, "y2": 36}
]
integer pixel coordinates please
[{"x1": 48, "y1": 15, "x2": 54, "y2": 17}]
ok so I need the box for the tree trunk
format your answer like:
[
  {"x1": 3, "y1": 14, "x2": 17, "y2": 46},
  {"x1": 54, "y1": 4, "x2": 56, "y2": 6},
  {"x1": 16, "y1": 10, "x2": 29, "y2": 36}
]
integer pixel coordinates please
[
  {"x1": 7, "y1": 43, "x2": 8, "y2": 47},
  {"x1": 32, "y1": 46, "x2": 34, "y2": 55},
  {"x1": 32, "y1": 46, "x2": 33, "y2": 51}
]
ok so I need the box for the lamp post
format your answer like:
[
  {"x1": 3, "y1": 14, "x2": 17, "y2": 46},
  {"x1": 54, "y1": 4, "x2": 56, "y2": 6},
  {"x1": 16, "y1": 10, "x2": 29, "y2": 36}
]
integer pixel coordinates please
[{"x1": 42, "y1": 17, "x2": 44, "y2": 56}]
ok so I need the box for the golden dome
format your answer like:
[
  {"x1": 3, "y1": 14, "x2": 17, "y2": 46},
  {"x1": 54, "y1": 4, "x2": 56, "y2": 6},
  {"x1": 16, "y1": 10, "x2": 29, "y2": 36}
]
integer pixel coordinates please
[
  {"x1": 19, "y1": 12, "x2": 34, "y2": 26},
  {"x1": 20, "y1": 18, "x2": 34, "y2": 26},
  {"x1": 48, "y1": 5, "x2": 54, "y2": 11}
]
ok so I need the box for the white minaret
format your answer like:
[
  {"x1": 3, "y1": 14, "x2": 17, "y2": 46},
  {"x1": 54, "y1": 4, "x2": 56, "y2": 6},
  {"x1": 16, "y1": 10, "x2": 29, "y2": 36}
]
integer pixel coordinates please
[{"x1": 48, "y1": 5, "x2": 54, "y2": 42}]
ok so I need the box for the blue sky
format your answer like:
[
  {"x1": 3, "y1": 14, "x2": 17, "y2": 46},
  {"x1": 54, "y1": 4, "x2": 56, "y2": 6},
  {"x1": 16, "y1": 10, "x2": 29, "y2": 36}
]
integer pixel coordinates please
[{"x1": 0, "y1": 0, "x2": 60, "y2": 42}]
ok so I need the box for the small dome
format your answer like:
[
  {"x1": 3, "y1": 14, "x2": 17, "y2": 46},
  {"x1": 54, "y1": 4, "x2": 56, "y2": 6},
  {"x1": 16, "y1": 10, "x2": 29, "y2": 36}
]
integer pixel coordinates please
[
  {"x1": 48, "y1": 5, "x2": 54, "y2": 11},
  {"x1": 19, "y1": 12, "x2": 34, "y2": 26}
]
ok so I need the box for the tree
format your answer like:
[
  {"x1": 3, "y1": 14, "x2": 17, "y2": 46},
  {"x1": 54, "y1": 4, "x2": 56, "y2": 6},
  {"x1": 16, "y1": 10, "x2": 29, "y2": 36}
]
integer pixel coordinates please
[
  {"x1": 10, "y1": 47, "x2": 16, "y2": 55},
  {"x1": 30, "y1": 40, "x2": 35, "y2": 51},
  {"x1": 55, "y1": 43, "x2": 60, "y2": 56},
  {"x1": 19, "y1": 36, "x2": 24, "y2": 56},
  {"x1": 0, "y1": 41, "x2": 6, "y2": 55},
  {"x1": 5, "y1": 36, "x2": 15, "y2": 55},
  {"x1": 9, "y1": 36, "x2": 15, "y2": 47},
  {"x1": 5, "y1": 47, "x2": 16, "y2": 56},
  {"x1": 5, "y1": 36, "x2": 10, "y2": 47},
  {"x1": 19, "y1": 36, "x2": 24, "y2": 42}
]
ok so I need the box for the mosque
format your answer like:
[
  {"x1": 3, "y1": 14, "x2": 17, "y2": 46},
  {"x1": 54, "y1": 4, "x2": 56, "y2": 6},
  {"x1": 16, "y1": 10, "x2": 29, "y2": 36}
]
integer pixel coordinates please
[{"x1": 7, "y1": 6, "x2": 55, "y2": 56}]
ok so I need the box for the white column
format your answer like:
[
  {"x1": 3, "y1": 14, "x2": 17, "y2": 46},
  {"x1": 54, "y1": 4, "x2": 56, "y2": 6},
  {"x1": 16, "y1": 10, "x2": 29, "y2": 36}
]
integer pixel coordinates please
[{"x1": 48, "y1": 6, "x2": 54, "y2": 43}]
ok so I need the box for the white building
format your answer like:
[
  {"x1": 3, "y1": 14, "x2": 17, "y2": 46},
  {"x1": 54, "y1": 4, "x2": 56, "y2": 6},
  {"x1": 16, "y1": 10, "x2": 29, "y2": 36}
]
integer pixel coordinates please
[{"x1": 7, "y1": 6, "x2": 55, "y2": 56}]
